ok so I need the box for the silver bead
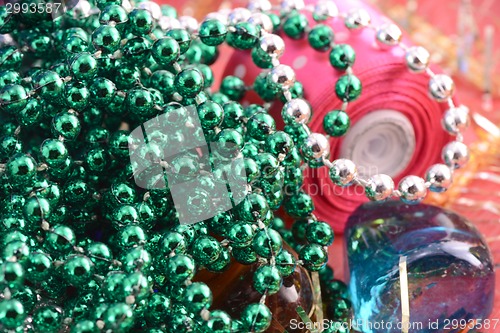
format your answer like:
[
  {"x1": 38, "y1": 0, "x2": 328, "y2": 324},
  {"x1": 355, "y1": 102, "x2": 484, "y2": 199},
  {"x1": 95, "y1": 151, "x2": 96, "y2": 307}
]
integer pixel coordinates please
[
  {"x1": 282, "y1": 98, "x2": 311, "y2": 125},
  {"x1": 344, "y1": 8, "x2": 371, "y2": 30},
  {"x1": 248, "y1": 12, "x2": 274, "y2": 33},
  {"x1": 442, "y1": 105, "x2": 470, "y2": 135},
  {"x1": 365, "y1": 174, "x2": 394, "y2": 201},
  {"x1": 405, "y1": 46, "x2": 430, "y2": 73},
  {"x1": 442, "y1": 141, "x2": 469, "y2": 169},
  {"x1": 203, "y1": 12, "x2": 228, "y2": 25},
  {"x1": 303, "y1": 133, "x2": 330, "y2": 160},
  {"x1": 69, "y1": 0, "x2": 92, "y2": 19},
  {"x1": 398, "y1": 175, "x2": 427, "y2": 204},
  {"x1": 137, "y1": 1, "x2": 162, "y2": 20},
  {"x1": 179, "y1": 16, "x2": 199, "y2": 33},
  {"x1": 280, "y1": 0, "x2": 305, "y2": 14},
  {"x1": 228, "y1": 8, "x2": 252, "y2": 25},
  {"x1": 330, "y1": 159, "x2": 357, "y2": 187},
  {"x1": 268, "y1": 64, "x2": 296, "y2": 90},
  {"x1": 313, "y1": 0, "x2": 338, "y2": 21},
  {"x1": 429, "y1": 74, "x2": 455, "y2": 101},
  {"x1": 247, "y1": 0, "x2": 272, "y2": 12},
  {"x1": 158, "y1": 16, "x2": 181, "y2": 31},
  {"x1": 376, "y1": 23, "x2": 402, "y2": 47},
  {"x1": 259, "y1": 34, "x2": 285, "y2": 60},
  {"x1": 425, "y1": 163, "x2": 453, "y2": 193}
]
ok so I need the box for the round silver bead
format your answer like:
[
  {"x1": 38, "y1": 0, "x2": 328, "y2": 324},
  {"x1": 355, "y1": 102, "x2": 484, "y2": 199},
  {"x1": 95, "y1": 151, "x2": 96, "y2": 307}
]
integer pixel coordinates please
[
  {"x1": 313, "y1": 0, "x2": 339, "y2": 21},
  {"x1": 398, "y1": 175, "x2": 427, "y2": 204},
  {"x1": 330, "y1": 159, "x2": 357, "y2": 187},
  {"x1": 280, "y1": 0, "x2": 305, "y2": 13},
  {"x1": 179, "y1": 16, "x2": 199, "y2": 33},
  {"x1": 376, "y1": 23, "x2": 402, "y2": 47},
  {"x1": 137, "y1": 1, "x2": 162, "y2": 20},
  {"x1": 158, "y1": 16, "x2": 181, "y2": 31},
  {"x1": 268, "y1": 64, "x2": 296, "y2": 90},
  {"x1": 442, "y1": 141, "x2": 469, "y2": 169},
  {"x1": 365, "y1": 174, "x2": 394, "y2": 201},
  {"x1": 248, "y1": 12, "x2": 274, "y2": 33},
  {"x1": 228, "y1": 8, "x2": 252, "y2": 25},
  {"x1": 303, "y1": 133, "x2": 330, "y2": 160},
  {"x1": 282, "y1": 98, "x2": 311, "y2": 125},
  {"x1": 69, "y1": 0, "x2": 92, "y2": 19},
  {"x1": 429, "y1": 74, "x2": 455, "y2": 102},
  {"x1": 344, "y1": 8, "x2": 371, "y2": 30},
  {"x1": 203, "y1": 12, "x2": 228, "y2": 25},
  {"x1": 442, "y1": 105, "x2": 470, "y2": 135},
  {"x1": 259, "y1": 34, "x2": 285, "y2": 60},
  {"x1": 425, "y1": 163, "x2": 453, "y2": 193},
  {"x1": 405, "y1": 46, "x2": 430, "y2": 73},
  {"x1": 247, "y1": 0, "x2": 272, "y2": 12}
]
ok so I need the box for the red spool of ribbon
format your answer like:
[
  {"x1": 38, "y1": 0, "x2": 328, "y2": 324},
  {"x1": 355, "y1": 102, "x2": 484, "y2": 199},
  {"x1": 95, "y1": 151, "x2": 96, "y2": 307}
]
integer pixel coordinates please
[{"x1": 222, "y1": 0, "x2": 452, "y2": 233}]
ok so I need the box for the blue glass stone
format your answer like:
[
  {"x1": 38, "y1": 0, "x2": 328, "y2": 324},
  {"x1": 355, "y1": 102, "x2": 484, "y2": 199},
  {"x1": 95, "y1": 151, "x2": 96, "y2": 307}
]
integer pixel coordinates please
[{"x1": 345, "y1": 201, "x2": 494, "y2": 333}]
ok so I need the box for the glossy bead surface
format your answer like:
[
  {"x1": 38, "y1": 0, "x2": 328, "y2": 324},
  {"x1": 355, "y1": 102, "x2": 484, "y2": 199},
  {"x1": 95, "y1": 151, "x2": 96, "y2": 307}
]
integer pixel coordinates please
[
  {"x1": 398, "y1": 175, "x2": 427, "y2": 204},
  {"x1": 375, "y1": 23, "x2": 402, "y2": 47},
  {"x1": 226, "y1": 22, "x2": 260, "y2": 50},
  {"x1": 335, "y1": 74, "x2": 362, "y2": 102},
  {"x1": 344, "y1": 8, "x2": 371, "y2": 30},
  {"x1": 323, "y1": 110, "x2": 350, "y2": 136},
  {"x1": 429, "y1": 74, "x2": 455, "y2": 101},
  {"x1": 425, "y1": 163, "x2": 453, "y2": 193},
  {"x1": 442, "y1": 105, "x2": 469, "y2": 134},
  {"x1": 282, "y1": 98, "x2": 311, "y2": 125},
  {"x1": 283, "y1": 13, "x2": 309, "y2": 40},
  {"x1": 442, "y1": 140, "x2": 469, "y2": 169},
  {"x1": 329, "y1": 158, "x2": 357, "y2": 187},
  {"x1": 199, "y1": 19, "x2": 227, "y2": 46},
  {"x1": 308, "y1": 24, "x2": 334, "y2": 51},
  {"x1": 0, "y1": 299, "x2": 26, "y2": 329},
  {"x1": 365, "y1": 174, "x2": 394, "y2": 201},
  {"x1": 175, "y1": 68, "x2": 204, "y2": 98},
  {"x1": 405, "y1": 46, "x2": 430, "y2": 73}
]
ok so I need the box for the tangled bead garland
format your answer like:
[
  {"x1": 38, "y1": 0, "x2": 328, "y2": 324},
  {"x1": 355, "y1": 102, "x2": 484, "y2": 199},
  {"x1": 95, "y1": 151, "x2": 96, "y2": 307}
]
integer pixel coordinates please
[{"x1": 0, "y1": 0, "x2": 470, "y2": 332}]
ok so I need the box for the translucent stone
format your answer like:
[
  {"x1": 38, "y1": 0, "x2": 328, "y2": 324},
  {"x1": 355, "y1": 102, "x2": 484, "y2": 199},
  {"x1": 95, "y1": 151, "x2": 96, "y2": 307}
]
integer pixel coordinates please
[{"x1": 345, "y1": 201, "x2": 494, "y2": 333}]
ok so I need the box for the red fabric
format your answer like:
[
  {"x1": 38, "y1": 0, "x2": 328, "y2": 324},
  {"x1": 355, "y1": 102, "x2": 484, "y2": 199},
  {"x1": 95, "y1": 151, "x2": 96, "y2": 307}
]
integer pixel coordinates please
[{"x1": 223, "y1": 0, "x2": 452, "y2": 233}]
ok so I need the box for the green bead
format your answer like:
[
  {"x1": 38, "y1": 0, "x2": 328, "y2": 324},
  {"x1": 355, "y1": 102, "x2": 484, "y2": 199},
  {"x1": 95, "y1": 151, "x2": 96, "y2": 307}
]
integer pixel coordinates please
[
  {"x1": 63, "y1": 255, "x2": 94, "y2": 285},
  {"x1": 25, "y1": 252, "x2": 52, "y2": 282},
  {"x1": 283, "y1": 13, "x2": 309, "y2": 39},
  {"x1": 231, "y1": 246, "x2": 257, "y2": 265},
  {"x1": 247, "y1": 113, "x2": 276, "y2": 141},
  {"x1": 145, "y1": 293, "x2": 171, "y2": 325},
  {"x1": 23, "y1": 197, "x2": 51, "y2": 223},
  {"x1": 61, "y1": 35, "x2": 88, "y2": 58},
  {"x1": 86, "y1": 147, "x2": 109, "y2": 173},
  {"x1": 254, "y1": 72, "x2": 278, "y2": 100},
  {"x1": 323, "y1": 110, "x2": 350, "y2": 137},
  {"x1": 166, "y1": 254, "x2": 195, "y2": 283},
  {"x1": 86, "y1": 242, "x2": 112, "y2": 272},
  {"x1": 264, "y1": 131, "x2": 294, "y2": 157},
  {"x1": 299, "y1": 243, "x2": 328, "y2": 271},
  {"x1": 40, "y1": 139, "x2": 67, "y2": 167},
  {"x1": 205, "y1": 246, "x2": 231, "y2": 272},
  {"x1": 0, "y1": 135, "x2": 21, "y2": 159},
  {"x1": 103, "y1": 272, "x2": 127, "y2": 301},
  {"x1": 6, "y1": 153, "x2": 37, "y2": 186},
  {"x1": 197, "y1": 100, "x2": 223, "y2": 129},
  {"x1": 214, "y1": 128, "x2": 244, "y2": 157},
  {"x1": 228, "y1": 221, "x2": 254, "y2": 248},
  {"x1": 44, "y1": 224, "x2": 75, "y2": 254},
  {"x1": 237, "y1": 193, "x2": 269, "y2": 222},
  {"x1": 329, "y1": 44, "x2": 356, "y2": 71},
  {"x1": 92, "y1": 25, "x2": 121, "y2": 53},
  {"x1": 64, "y1": 82, "x2": 90, "y2": 110},
  {"x1": 276, "y1": 249, "x2": 296, "y2": 277},
  {"x1": 0, "y1": 8, "x2": 17, "y2": 34},
  {"x1": 89, "y1": 77, "x2": 116, "y2": 106},
  {"x1": 71, "y1": 320, "x2": 98, "y2": 333},
  {"x1": 126, "y1": 88, "x2": 154, "y2": 115},
  {"x1": 112, "y1": 204, "x2": 138, "y2": 227},
  {"x1": 252, "y1": 228, "x2": 282, "y2": 258},
  {"x1": 0, "y1": 70, "x2": 20, "y2": 86},
  {"x1": 306, "y1": 221, "x2": 334, "y2": 246},
  {"x1": 70, "y1": 52, "x2": 98, "y2": 81},
  {"x1": 121, "y1": 246, "x2": 151, "y2": 272},
  {"x1": 103, "y1": 303, "x2": 134, "y2": 333},
  {"x1": 199, "y1": 19, "x2": 227, "y2": 46},
  {"x1": 128, "y1": 9, "x2": 153, "y2": 35},
  {"x1": 33, "y1": 305, "x2": 63, "y2": 333},
  {"x1": 175, "y1": 68, "x2": 204, "y2": 98},
  {"x1": 122, "y1": 37, "x2": 152, "y2": 64},
  {"x1": 183, "y1": 282, "x2": 212, "y2": 313},
  {"x1": 251, "y1": 47, "x2": 273, "y2": 70},
  {"x1": 161, "y1": 4, "x2": 177, "y2": 17},
  {"x1": 0, "y1": 261, "x2": 24, "y2": 288},
  {"x1": 32, "y1": 70, "x2": 64, "y2": 103},
  {"x1": 0, "y1": 46, "x2": 23, "y2": 70},
  {"x1": 191, "y1": 235, "x2": 221, "y2": 265},
  {"x1": 227, "y1": 22, "x2": 260, "y2": 50},
  {"x1": 0, "y1": 299, "x2": 26, "y2": 329},
  {"x1": 151, "y1": 37, "x2": 180, "y2": 65},
  {"x1": 52, "y1": 112, "x2": 81, "y2": 140},
  {"x1": 308, "y1": 24, "x2": 334, "y2": 51},
  {"x1": 109, "y1": 130, "x2": 130, "y2": 159},
  {"x1": 0, "y1": 84, "x2": 28, "y2": 114},
  {"x1": 285, "y1": 191, "x2": 314, "y2": 218},
  {"x1": 17, "y1": 97, "x2": 42, "y2": 126},
  {"x1": 122, "y1": 272, "x2": 150, "y2": 301},
  {"x1": 220, "y1": 75, "x2": 245, "y2": 101},
  {"x1": 99, "y1": 4, "x2": 128, "y2": 26},
  {"x1": 221, "y1": 101, "x2": 244, "y2": 128},
  {"x1": 335, "y1": 74, "x2": 362, "y2": 102},
  {"x1": 241, "y1": 303, "x2": 272, "y2": 333},
  {"x1": 166, "y1": 29, "x2": 191, "y2": 54},
  {"x1": 253, "y1": 265, "x2": 283, "y2": 295},
  {"x1": 206, "y1": 310, "x2": 231, "y2": 333},
  {"x1": 118, "y1": 225, "x2": 146, "y2": 248},
  {"x1": 254, "y1": 152, "x2": 279, "y2": 178},
  {"x1": 10, "y1": 285, "x2": 36, "y2": 313}
]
